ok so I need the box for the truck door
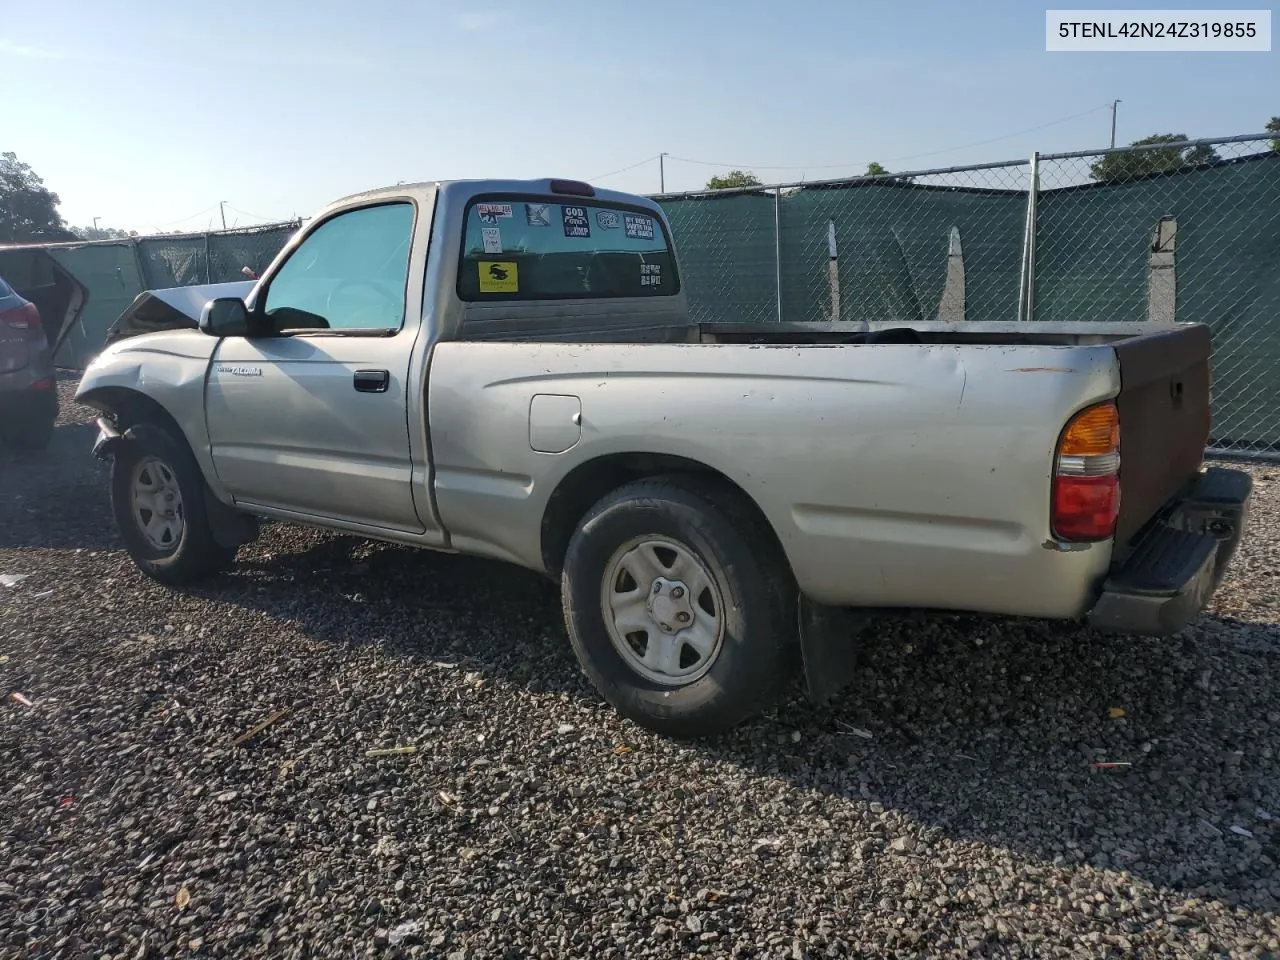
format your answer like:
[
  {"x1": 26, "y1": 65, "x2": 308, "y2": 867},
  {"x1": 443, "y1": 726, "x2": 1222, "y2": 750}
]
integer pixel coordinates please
[{"x1": 204, "y1": 200, "x2": 427, "y2": 533}]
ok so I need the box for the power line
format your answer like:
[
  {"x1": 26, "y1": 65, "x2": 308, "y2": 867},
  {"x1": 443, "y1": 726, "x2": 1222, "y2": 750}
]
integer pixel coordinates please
[
  {"x1": 662, "y1": 103, "x2": 1116, "y2": 174},
  {"x1": 151, "y1": 204, "x2": 219, "y2": 228},
  {"x1": 587, "y1": 155, "x2": 662, "y2": 182},
  {"x1": 225, "y1": 203, "x2": 291, "y2": 224}
]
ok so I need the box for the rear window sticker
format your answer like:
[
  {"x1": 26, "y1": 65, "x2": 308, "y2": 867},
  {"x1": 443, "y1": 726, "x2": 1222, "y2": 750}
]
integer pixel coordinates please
[
  {"x1": 624, "y1": 214, "x2": 655, "y2": 241},
  {"x1": 478, "y1": 260, "x2": 518, "y2": 293},
  {"x1": 640, "y1": 263, "x2": 662, "y2": 287},
  {"x1": 562, "y1": 205, "x2": 591, "y2": 238},
  {"x1": 525, "y1": 203, "x2": 552, "y2": 226},
  {"x1": 476, "y1": 203, "x2": 513, "y2": 224},
  {"x1": 595, "y1": 210, "x2": 620, "y2": 230},
  {"x1": 481, "y1": 227, "x2": 503, "y2": 255}
]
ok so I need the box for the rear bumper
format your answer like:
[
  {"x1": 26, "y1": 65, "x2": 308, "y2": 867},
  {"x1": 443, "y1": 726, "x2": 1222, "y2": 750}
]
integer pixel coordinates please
[{"x1": 1087, "y1": 466, "x2": 1251, "y2": 636}]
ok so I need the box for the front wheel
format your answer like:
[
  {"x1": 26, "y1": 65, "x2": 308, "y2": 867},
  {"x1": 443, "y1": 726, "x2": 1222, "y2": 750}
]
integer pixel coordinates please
[
  {"x1": 109, "y1": 423, "x2": 236, "y2": 584},
  {"x1": 560, "y1": 477, "x2": 798, "y2": 738}
]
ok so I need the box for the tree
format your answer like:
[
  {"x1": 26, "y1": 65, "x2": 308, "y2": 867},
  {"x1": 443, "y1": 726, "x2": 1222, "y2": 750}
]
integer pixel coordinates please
[
  {"x1": 0, "y1": 152, "x2": 77, "y2": 243},
  {"x1": 865, "y1": 162, "x2": 888, "y2": 176},
  {"x1": 1267, "y1": 116, "x2": 1280, "y2": 153},
  {"x1": 1089, "y1": 133, "x2": 1220, "y2": 183},
  {"x1": 72, "y1": 225, "x2": 138, "y2": 241},
  {"x1": 705, "y1": 169, "x2": 762, "y2": 190}
]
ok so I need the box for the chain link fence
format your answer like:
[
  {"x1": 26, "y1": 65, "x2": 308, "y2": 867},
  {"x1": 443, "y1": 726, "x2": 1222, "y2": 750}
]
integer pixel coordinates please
[
  {"x1": 655, "y1": 133, "x2": 1280, "y2": 460},
  {"x1": 1032, "y1": 136, "x2": 1280, "y2": 458},
  {"x1": 1, "y1": 221, "x2": 301, "y2": 369},
  {"x1": 135, "y1": 220, "x2": 301, "y2": 289}
]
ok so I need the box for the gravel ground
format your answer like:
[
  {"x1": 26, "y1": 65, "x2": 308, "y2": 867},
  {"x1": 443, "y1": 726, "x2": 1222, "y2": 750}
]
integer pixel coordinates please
[{"x1": 1, "y1": 374, "x2": 1278, "y2": 960}]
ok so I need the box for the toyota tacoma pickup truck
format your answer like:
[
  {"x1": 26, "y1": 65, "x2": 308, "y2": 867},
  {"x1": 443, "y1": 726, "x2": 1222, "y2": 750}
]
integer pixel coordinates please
[{"x1": 75, "y1": 177, "x2": 1252, "y2": 737}]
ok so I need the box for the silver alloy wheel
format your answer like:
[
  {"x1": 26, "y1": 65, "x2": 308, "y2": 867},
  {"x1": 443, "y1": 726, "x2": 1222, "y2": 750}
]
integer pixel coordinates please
[
  {"x1": 600, "y1": 535, "x2": 726, "y2": 686},
  {"x1": 131, "y1": 456, "x2": 185, "y2": 552}
]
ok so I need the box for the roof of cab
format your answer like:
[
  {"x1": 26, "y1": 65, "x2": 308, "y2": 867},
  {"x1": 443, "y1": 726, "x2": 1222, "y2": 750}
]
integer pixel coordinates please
[{"x1": 326, "y1": 178, "x2": 665, "y2": 216}]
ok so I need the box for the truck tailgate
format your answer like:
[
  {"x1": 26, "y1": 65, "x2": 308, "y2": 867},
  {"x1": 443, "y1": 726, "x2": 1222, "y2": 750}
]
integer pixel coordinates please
[{"x1": 1113, "y1": 324, "x2": 1212, "y2": 548}]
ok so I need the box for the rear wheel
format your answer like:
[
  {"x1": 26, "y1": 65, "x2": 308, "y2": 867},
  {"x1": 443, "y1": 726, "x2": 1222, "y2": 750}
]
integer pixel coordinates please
[
  {"x1": 560, "y1": 477, "x2": 798, "y2": 737},
  {"x1": 110, "y1": 423, "x2": 236, "y2": 584}
]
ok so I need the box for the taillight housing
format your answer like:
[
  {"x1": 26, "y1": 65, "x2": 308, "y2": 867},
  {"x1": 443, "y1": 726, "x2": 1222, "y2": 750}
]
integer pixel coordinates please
[
  {"x1": 1051, "y1": 401, "x2": 1121, "y2": 542},
  {"x1": 0, "y1": 302, "x2": 41, "y2": 331}
]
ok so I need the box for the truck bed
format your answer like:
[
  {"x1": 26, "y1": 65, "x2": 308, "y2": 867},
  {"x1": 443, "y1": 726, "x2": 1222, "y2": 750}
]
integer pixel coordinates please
[{"x1": 700, "y1": 319, "x2": 1211, "y2": 556}]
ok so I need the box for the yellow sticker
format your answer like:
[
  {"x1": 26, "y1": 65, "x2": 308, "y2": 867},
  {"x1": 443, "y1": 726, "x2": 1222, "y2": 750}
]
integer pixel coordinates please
[{"x1": 478, "y1": 260, "x2": 518, "y2": 293}]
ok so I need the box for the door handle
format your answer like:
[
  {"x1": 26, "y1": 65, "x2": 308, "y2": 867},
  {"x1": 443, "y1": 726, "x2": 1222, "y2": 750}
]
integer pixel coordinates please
[{"x1": 353, "y1": 369, "x2": 390, "y2": 393}]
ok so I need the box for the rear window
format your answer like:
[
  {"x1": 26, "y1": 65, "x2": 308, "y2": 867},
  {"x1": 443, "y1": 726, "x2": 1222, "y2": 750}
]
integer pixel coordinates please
[
  {"x1": 457, "y1": 197, "x2": 678, "y2": 301},
  {"x1": 0, "y1": 276, "x2": 13, "y2": 297}
]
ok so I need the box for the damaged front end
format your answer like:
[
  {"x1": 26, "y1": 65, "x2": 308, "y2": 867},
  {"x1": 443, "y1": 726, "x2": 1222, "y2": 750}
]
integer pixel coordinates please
[
  {"x1": 91, "y1": 416, "x2": 125, "y2": 461},
  {"x1": 103, "y1": 280, "x2": 256, "y2": 348}
]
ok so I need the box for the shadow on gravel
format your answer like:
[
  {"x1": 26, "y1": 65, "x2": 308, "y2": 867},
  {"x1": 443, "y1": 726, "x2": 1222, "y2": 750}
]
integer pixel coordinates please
[
  {"x1": 195, "y1": 533, "x2": 587, "y2": 698},
  {"x1": 0, "y1": 422, "x2": 118, "y2": 551},
  {"x1": 703, "y1": 612, "x2": 1280, "y2": 913},
  {"x1": 196, "y1": 526, "x2": 1280, "y2": 913}
]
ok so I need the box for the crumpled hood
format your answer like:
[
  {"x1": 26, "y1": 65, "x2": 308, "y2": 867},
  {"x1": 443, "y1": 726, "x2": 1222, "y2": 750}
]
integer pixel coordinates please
[{"x1": 101, "y1": 280, "x2": 256, "y2": 347}]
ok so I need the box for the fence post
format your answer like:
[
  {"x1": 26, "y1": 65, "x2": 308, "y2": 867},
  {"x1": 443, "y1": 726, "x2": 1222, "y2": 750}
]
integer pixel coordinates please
[
  {"x1": 774, "y1": 187, "x2": 783, "y2": 323},
  {"x1": 204, "y1": 231, "x2": 212, "y2": 284},
  {"x1": 1017, "y1": 152, "x2": 1040, "y2": 322},
  {"x1": 129, "y1": 238, "x2": 147, "y2": 291}
]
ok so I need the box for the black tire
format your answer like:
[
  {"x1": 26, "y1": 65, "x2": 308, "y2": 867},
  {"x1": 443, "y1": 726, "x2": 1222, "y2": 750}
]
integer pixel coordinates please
[
  {"x1": 110, "y1": 422, "x2": 236, "y2": 584},
  {"x1": 560, "y1": 476, "x2": 798, "y2": 738}
]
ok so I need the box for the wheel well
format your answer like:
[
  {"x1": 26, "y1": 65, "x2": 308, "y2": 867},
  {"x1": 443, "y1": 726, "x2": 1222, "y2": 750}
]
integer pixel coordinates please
[
  {"x1": 539, "y1": 453, "x2": 788, "y2": 579},
  {"x1": 79, "y1": 387, "x2": 185, "y2": 439}
]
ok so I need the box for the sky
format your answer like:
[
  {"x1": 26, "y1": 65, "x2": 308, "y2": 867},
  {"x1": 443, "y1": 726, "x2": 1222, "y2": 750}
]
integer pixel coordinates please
[{"x1": 3, "y1": 0, "x2": 1277, "y2": 234}]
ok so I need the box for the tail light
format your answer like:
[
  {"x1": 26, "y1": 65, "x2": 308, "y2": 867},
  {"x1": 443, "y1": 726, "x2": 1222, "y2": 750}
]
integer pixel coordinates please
[
  {"x1": 0, "y1": 302, "x2": 40, "y2": 331},
  {"x1": 1051, "y1": 401, "x2": 1121, "y2": 542},
  {"x1": 549, "y1": 179, "x2": 596, "y2": 197}
]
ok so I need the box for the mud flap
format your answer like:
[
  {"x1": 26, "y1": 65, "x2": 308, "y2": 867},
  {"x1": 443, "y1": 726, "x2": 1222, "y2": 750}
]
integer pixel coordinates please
[
  {"x1": 205, "y1": 490, "x2": 261, "y2": 550},
  {"x1": 797, "y1": 594, "x2": 864, "y2": 705}
]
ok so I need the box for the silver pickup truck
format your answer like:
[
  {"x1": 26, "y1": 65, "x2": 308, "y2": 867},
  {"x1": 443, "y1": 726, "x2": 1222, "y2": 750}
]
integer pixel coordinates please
[{"x1": 76, "y1": 177, "x2": 1252, "y2": 737}]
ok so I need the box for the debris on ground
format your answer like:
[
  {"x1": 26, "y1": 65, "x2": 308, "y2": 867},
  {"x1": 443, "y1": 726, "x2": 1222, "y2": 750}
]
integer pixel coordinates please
[
  {"x1": 231, "y1": 707, "x2": 291, "y2": 747},
  {"x1": 388, "y1": 919, "x2": 424, "y2": 947},
  {"x1": 837, "y1": 721, "x2": 874, "y2": 739},
  {"x1": 366, "y1": 745, "x2": 418, "y2": 757}
]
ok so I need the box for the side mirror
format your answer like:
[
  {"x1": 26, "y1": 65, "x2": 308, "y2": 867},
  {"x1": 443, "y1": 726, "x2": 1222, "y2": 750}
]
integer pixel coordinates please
[{"x1": 198, "y1": 297, "x2": 251, "y2": 337}]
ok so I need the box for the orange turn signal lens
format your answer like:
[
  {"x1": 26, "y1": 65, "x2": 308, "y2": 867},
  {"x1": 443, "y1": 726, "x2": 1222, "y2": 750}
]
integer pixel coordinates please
[{"x1": 1059, "y1": 402, "x2": 1119, "y2": 457}]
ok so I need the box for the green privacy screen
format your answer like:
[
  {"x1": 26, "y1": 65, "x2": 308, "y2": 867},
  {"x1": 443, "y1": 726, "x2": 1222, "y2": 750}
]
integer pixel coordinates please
[
  {"x1": 3, "y1": 154, "x2": 1276, "y2": 448},
  {"x1": 45, "y1": 243, "x2": 149, "y2": 371},
  {"x1": 7, "y1": 221, "x2": 300, "y2": 369},
  {"x1": 659, "y1": 180, "x2": 1030, "y2": 326},
  {"x1": 658, "y1": 150, "x2": 1280, "y2": 451},
  {"x1": 1031, "y1": 154, "x2": 1280, "y2": 449}
]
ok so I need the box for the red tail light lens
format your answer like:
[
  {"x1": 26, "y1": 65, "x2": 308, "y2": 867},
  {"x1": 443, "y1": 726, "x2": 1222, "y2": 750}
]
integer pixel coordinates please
[
  {"x1": 1051, "y1": 401, "x2": 1121, "y2": 542},
  {"x1": 1052, "y1": 474, "x2": 1120, "y2": 541},
  {"x1": 0, "y1": 302, "x2": 40, "y2": 331}
]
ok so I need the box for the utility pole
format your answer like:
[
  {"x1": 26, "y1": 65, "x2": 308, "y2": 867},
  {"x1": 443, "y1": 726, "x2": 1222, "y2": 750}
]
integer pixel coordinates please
[
  {"x1": 219, "y1": 201, "x2": 228, "y2": 231},
  {"x1": 1109, "y1": 99, "x2": 1122, "y2": 148},
  {"x1": 92, "y1": 217, "x2": 101, "y2": 232},
  {"x1": 659, "y1": 153, "x2": 668, "y2": 193}
]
